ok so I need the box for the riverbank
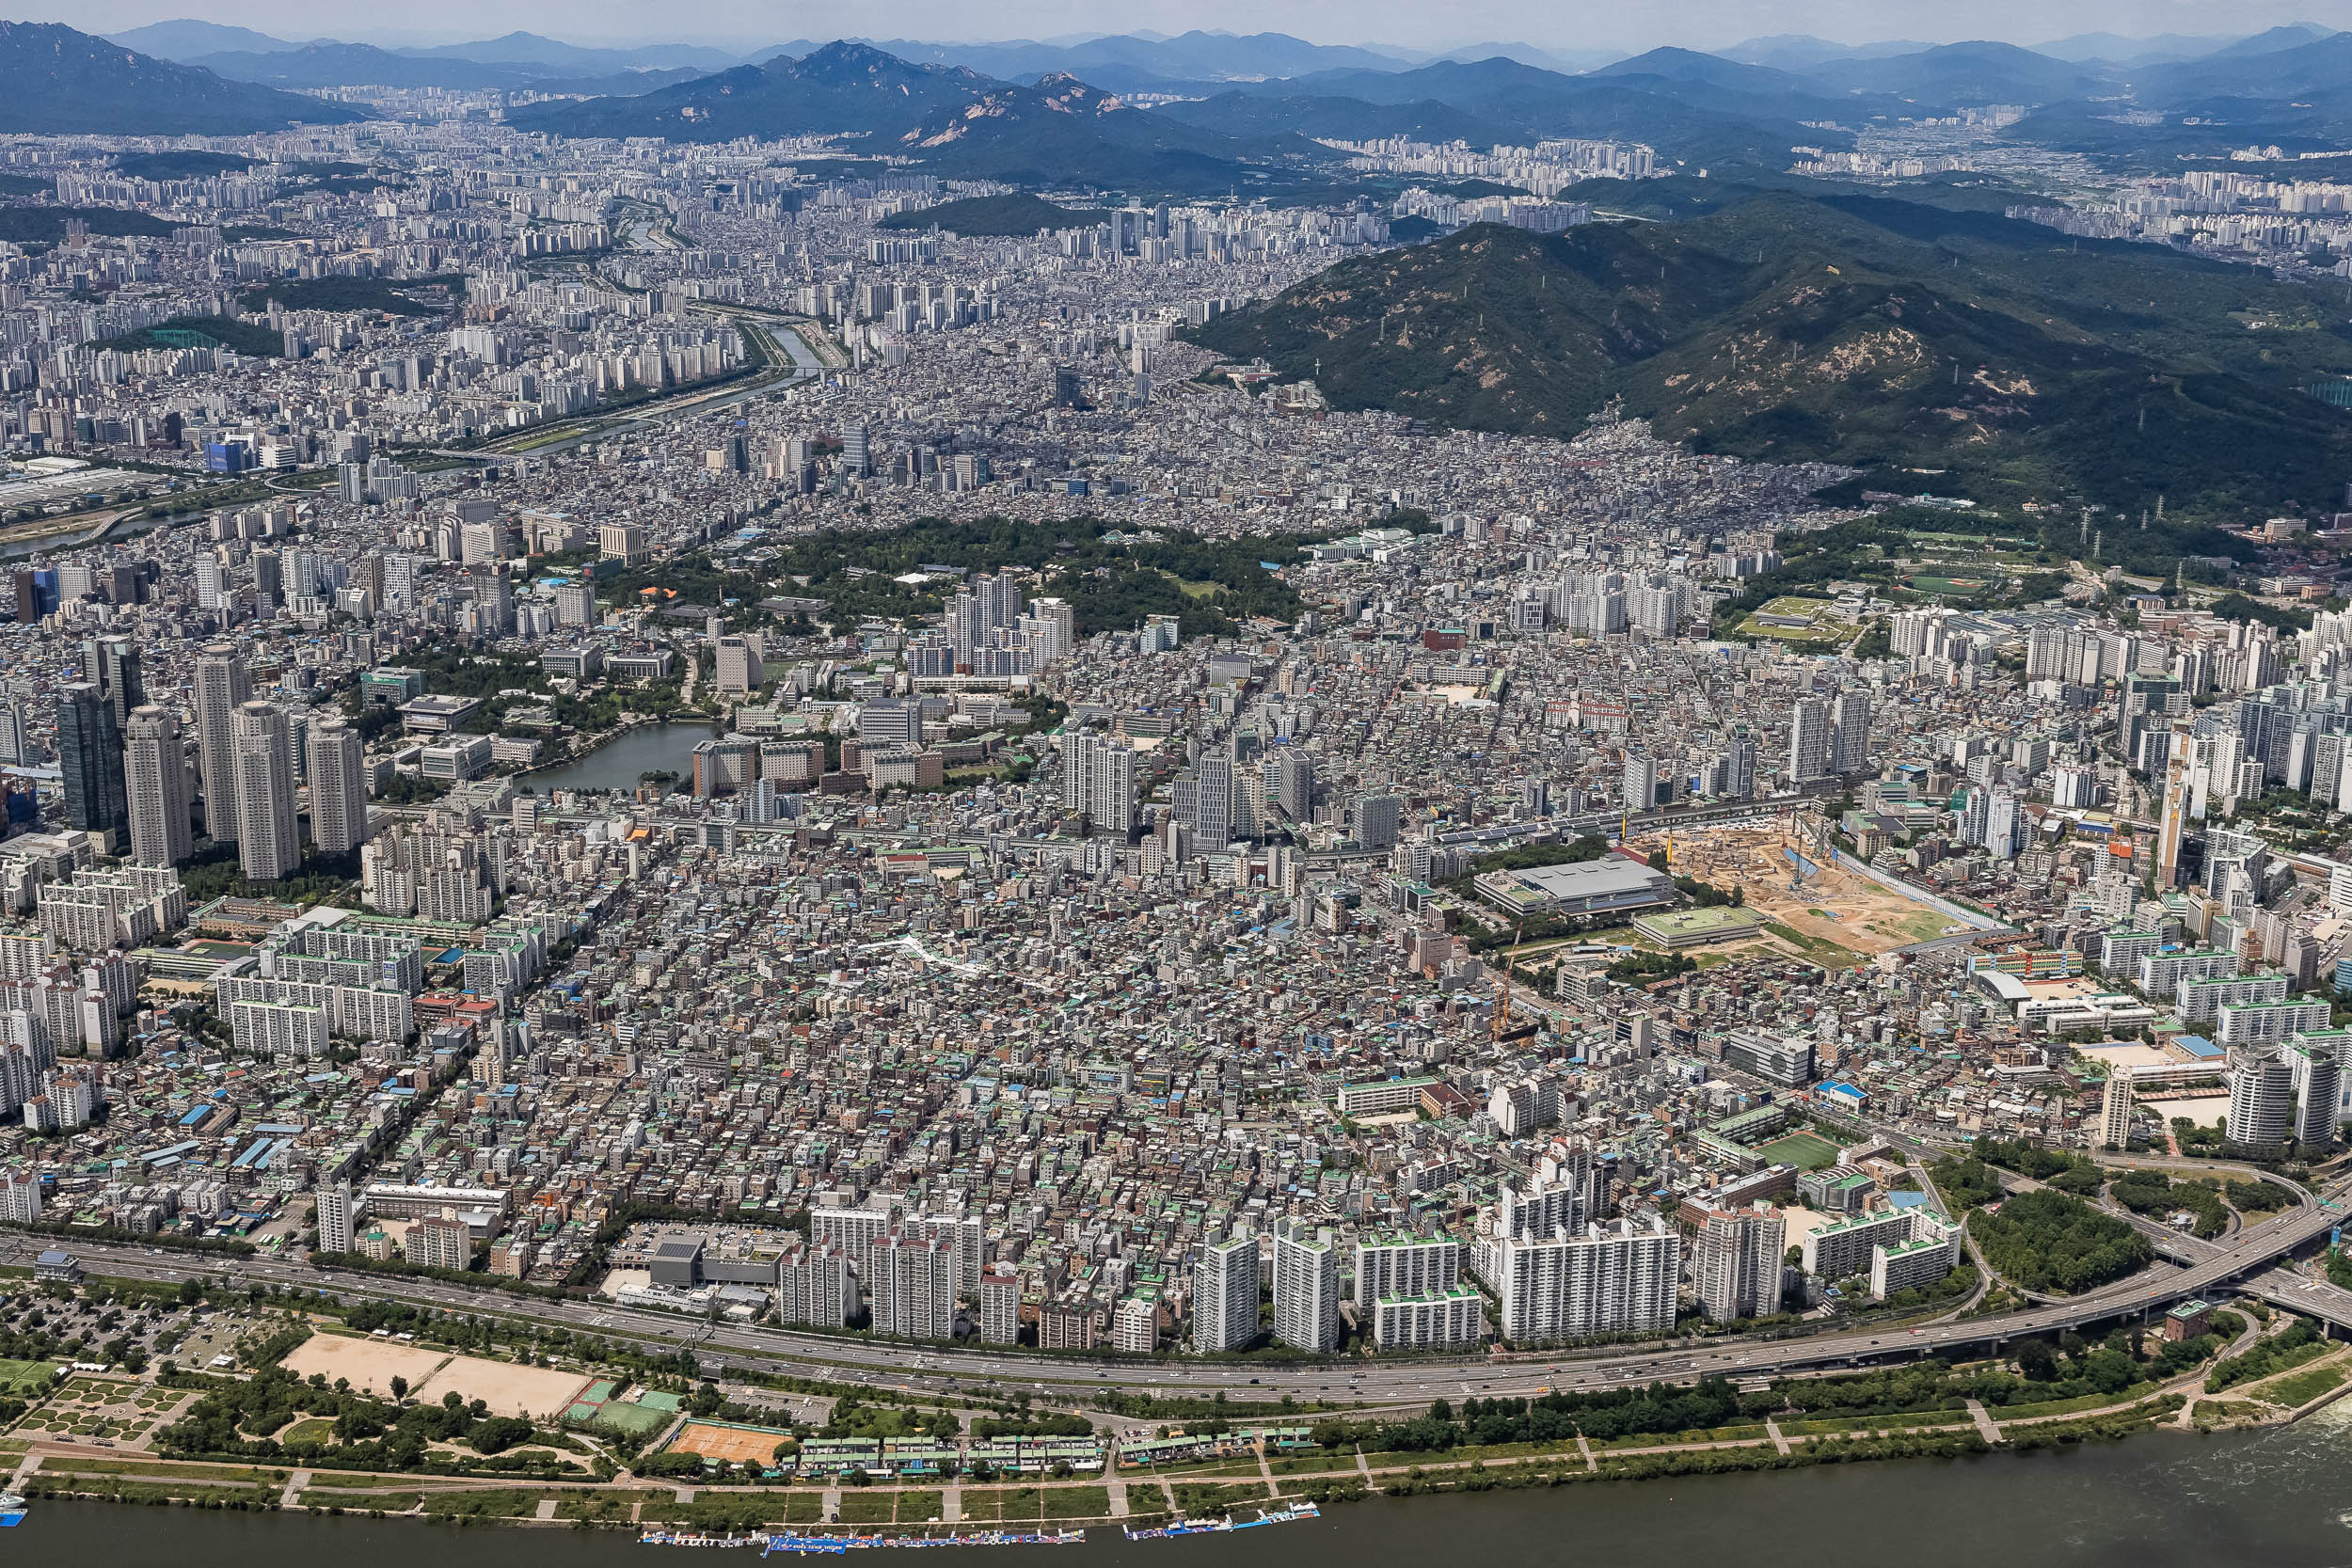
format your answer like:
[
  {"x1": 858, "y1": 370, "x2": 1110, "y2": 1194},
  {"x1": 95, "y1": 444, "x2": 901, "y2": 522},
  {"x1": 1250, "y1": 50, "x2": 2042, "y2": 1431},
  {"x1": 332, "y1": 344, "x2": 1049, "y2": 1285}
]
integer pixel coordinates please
[
  {"x1": 4, "y1": 1410, "x2": 2352, "y2": 1568},
  {"x1": 0, "y1": 1386, "x2": 2222, "y2": 1536},
  {"x1": 21, "y1": 1409, "x2": 2352, "y2": 1568}
]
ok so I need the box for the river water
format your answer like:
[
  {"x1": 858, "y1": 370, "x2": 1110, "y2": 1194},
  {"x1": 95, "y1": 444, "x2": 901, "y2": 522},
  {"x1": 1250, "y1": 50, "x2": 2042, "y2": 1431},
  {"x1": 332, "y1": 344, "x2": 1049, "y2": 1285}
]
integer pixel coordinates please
[
  {"x1": 522, "y1": 722, "x2": 714, "y2": 796},
  {"x1": 22, "y1": 1408, "x2": 2352, "y2": 1568}
]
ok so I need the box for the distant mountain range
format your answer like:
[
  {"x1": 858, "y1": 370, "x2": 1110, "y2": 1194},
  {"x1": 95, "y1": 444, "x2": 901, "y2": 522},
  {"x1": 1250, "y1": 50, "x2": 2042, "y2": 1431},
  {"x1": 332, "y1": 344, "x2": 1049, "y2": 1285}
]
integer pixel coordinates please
[
  {"x1": 0, "y1": 20, "x2": 362, "y2": 134},
  {"x1": 1185, "y1": 189, "x2": 2352, "y2": 518},
  {"x1": 16, "y1": 19, "x2": 2352, "y2": 171},
  {"x1": 508, "y1": 41, "x2": 1329, "y2": 195}
]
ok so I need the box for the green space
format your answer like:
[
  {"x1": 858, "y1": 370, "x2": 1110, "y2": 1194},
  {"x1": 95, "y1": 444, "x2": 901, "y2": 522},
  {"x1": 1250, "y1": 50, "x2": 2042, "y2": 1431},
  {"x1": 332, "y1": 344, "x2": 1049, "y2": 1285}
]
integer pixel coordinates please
[
  {"x1": 1967, "y1": 1188, "x2": 2153, "y2": 1294},
  {"x1": 1759, "y1": 922, "x2": 1862, "y2": 969},
  {"x1": 0, "y1": 207, "x2": 177, "y2": 245},
  {"x1": 1754, "y1": 1131, "x2": 1842, "y2": 1171},
  {"x1": 1041, "y1": 1485, "x2": 1111, "y2": 1519},
  {"x1": 1911, "y1": 575, "x2": 1991, "y2": 594},
  {"x1": 2208, "y1": 1320, "x2": 2328, "y2": 1392},
  {"x1": 1970, "y1": 1137, "x2": 2107, "y2": 1196},
  {"x1": 2253, "y1": 1362, "x2": 2346, "y2": 1408},
  {"x1": 241, "y1": 277, "x2": 451, "y2": 317},
  {"x1": 0, "y1": 1358, "x2": 56, "y2": 1394},
  {"x1": 117, "y1": 150, "x2": 255, "y2": 181},
  {"x1": 94, "y1": 315, "x2": 285, "y2": 357},
  {"x1": 1187, "y1": 189, "x2": 2352, "y2": 518},
  {"x1": 1736, "y1": 595, "x2": 1851, "y2": 644},
  {"x1": 614, "y1": 514, "x2": 1426, "y2": 643},
  {"x1": 878, "y1": 195, "x2": 1106, "y2": 235}
]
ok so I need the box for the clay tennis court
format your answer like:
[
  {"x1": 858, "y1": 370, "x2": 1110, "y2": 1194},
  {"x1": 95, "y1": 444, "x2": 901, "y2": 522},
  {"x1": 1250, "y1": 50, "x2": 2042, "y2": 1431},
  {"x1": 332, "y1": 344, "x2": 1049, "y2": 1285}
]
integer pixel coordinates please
[{"x1": 668, "y1": 1419, "x2": 795, "y2": 1465}]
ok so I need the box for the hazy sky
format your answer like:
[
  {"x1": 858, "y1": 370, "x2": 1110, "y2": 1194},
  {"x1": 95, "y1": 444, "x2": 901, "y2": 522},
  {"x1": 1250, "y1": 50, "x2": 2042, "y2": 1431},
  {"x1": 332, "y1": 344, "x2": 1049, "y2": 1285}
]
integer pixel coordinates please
[{"x1": 36, "y1": 0, "x2": 2352, "y2": 53}]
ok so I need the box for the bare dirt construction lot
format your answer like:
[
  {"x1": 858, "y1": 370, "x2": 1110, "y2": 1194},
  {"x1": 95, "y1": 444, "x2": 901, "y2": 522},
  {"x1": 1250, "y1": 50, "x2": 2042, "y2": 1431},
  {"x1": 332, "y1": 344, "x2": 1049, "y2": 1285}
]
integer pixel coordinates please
[
  {"x1": 668, "y1": 1419, "x2": 794, "y2": 1465},
  {"x1": 282, "y1": 1332, "x2": 592, "y2": 1419},
  {"x1": 1639, "y1": 824, "x2": 1963, "y2": 958}
]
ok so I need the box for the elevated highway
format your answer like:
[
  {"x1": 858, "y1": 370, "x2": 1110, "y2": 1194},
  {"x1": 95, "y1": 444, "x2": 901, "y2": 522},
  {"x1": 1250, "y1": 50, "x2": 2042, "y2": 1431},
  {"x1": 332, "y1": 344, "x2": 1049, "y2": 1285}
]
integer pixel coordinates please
[{"x1": 8, "y1": 1185, "x2": 2344, "y2": 1409}]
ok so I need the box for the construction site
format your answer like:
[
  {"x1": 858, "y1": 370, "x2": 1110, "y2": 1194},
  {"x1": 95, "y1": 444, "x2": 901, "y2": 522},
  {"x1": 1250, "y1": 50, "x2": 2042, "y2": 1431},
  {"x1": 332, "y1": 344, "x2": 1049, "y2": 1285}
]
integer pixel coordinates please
[{"x1": 1629, "y1": 812, "x2": 1972, "y2": 961}]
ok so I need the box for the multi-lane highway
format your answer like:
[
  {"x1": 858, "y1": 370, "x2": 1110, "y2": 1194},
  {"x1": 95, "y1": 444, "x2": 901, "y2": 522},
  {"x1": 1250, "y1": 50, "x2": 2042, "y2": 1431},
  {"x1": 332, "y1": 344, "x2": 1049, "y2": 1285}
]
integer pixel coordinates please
[{"x1": 8, "y1": 1182, "x2": 2343, "y2": 1412}]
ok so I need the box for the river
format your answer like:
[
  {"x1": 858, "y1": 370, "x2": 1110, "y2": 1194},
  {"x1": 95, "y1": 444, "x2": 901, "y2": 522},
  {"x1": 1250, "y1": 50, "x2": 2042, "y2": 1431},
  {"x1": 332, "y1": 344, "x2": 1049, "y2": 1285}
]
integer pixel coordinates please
[
  {"x1": 521, "y1": 721, "x2": 713, "y2": 796},
  {"x1": 20, "y1": 1408, "x2": 2352, "y2": 1568}
]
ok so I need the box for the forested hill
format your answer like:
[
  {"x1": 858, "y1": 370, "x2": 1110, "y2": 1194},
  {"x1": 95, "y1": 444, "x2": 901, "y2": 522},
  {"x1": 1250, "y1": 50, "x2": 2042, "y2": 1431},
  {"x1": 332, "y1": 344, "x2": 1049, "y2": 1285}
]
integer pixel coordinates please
[{"x1": 1187, "y1": 190, "x2": 2352, "y2": 517}]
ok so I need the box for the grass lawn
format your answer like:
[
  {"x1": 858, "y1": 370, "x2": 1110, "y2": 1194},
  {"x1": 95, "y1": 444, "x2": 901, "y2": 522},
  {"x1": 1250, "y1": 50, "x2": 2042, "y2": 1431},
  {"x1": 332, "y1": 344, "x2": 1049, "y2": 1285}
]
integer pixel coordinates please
[
  {"x1": 837, "y1": 1491, "x2": 897, "y2": 1524},
  {"x1": 1041, "y1": 1486, "x2": 1110, "y2": 1520},
  {"x1": 896, "y1": 1490, "x2": 944, "y2": 1523},
  {"x1": 0, "y1": 1358, "x2": 56, "y2": 1394},
  {"x1": 2253, "y1": 1362, "x2": 2347, "y2": 1408},
  {"x1": 1992, "y1": 1390, "x2": 2153, "y2": 1422},
  {"x1": 1781, "y1": 1410, "x2": 1965, "y2": 1435}
]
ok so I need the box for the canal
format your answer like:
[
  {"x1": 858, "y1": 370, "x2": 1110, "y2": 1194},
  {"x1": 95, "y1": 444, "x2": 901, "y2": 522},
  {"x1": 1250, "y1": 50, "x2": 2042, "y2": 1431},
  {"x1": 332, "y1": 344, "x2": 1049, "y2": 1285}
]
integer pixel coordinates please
[
  {"x1": 19, "y1": 1406, "x2": 2352, "y2": 1568},
  {"x1": 521, "y1": 721, "x2": 713, "y2": 797}
]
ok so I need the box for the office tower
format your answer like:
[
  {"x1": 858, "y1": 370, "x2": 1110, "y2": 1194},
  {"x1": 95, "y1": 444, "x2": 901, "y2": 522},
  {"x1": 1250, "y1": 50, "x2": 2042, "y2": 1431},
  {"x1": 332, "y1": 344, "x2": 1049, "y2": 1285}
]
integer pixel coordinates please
[
  {"x1": 1486, "y1": 1217, "x2": 1680, "y2": 1341},
  {"x1": 87, "y1": 636, "x2": 143, "y2": 727},
  {"x1": 1830, "y1": 690, "x2": 1871, "y2": 775},
  {"x1": 840, "y1": 423, "x2": 870, "y2": 478},
  {"x1": 1194, "y1": 1229, "x2": 1260, "y2": 1352},
  {"x1": 1788, "y1": 697, "x2": 1833, "y2": 783},
  {"x1": 1273, "y1": 1219, "x2": 1339, "y2": 1353},
  {"x1": 308, "y1": 717, "x2": 368, "y2": 855},
  {"x1": 1693, "y1": 1205, "x2": 1785, "y2": 1322},
  {"x1": 230, "y1": 702, "x2": 301, "y2": 880},
  {"x1": 715, "y1": 636, "x2": 765, "y2": 694},
  {"x1": 54, "y1": 684, "x2": 128, "y2": 846},
  {"x1": 194, "y1": 642, "x2": 251, "y2": 843},
  {"x1": 2155, "y1": 737, "x2": 2191, "y2": 889},
  {"x1": 123, "y1": 705, "x2": 193, "y2": 867},
  {"x1": 2097, "y1": 1073, "x2": 2136, "y2": 1149},
  {"x1": 314, "y1": 1180, "x2": 356, "y2": 1253},
  {"x1": 1266, "y1": 748, "x2": 1313, "y2": 824},
  {"x1": 2227, "y1": 1046, "x2": 2294, "y2": 1149},
  {"x1": 1723, "y1": 731, "x2": 1756, "y2": 800},
  {"x1": 1173, "y1": 755, "x2": 1234, "y2": 849},
  {"x1": 1357, "y1": 791, "x2": 1404, "y2": 849}
]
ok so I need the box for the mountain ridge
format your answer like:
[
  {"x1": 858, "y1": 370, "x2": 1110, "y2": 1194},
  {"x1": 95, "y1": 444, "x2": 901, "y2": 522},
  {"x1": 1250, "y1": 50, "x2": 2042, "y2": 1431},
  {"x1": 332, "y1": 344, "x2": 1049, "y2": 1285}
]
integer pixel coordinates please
[
  {"x1": 1184, "y1": 192, "x2": 2352, "y2": 517},
  {"x1": 0, "y1": 21, "x2": 365, "y2": 134}
]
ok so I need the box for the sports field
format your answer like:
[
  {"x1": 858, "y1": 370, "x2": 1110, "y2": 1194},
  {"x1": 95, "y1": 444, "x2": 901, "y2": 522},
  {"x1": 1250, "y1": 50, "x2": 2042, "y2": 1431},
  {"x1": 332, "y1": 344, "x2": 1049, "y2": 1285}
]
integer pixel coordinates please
[
  {"x1": 1756, "y1": 1132, "x2": 1844, "y2": 1171},
  {"x1": 0, "y1": 1358, "x2": 56, "y2": 1394},
  {"x1": 668, "y1": 1419, "x2": 796, "y2": 1465},
  {"x1": 282, "y1": 1333, "x2": 591, "y2": 1419}
]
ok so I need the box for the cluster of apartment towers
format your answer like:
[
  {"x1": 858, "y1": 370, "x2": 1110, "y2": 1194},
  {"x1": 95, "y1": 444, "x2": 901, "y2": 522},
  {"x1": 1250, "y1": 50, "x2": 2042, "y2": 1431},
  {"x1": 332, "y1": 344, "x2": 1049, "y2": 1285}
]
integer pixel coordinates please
[{"x1": 56, "y1": 637, "x2": 365, "y2": 878}]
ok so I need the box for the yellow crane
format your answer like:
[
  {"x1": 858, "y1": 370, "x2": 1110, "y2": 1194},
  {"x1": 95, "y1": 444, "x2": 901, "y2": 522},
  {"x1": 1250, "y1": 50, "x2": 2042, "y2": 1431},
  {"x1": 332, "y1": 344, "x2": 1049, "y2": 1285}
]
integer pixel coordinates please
[{"x1": 1494, "y1": 920, "x2": 1524, "y2": 1042}]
